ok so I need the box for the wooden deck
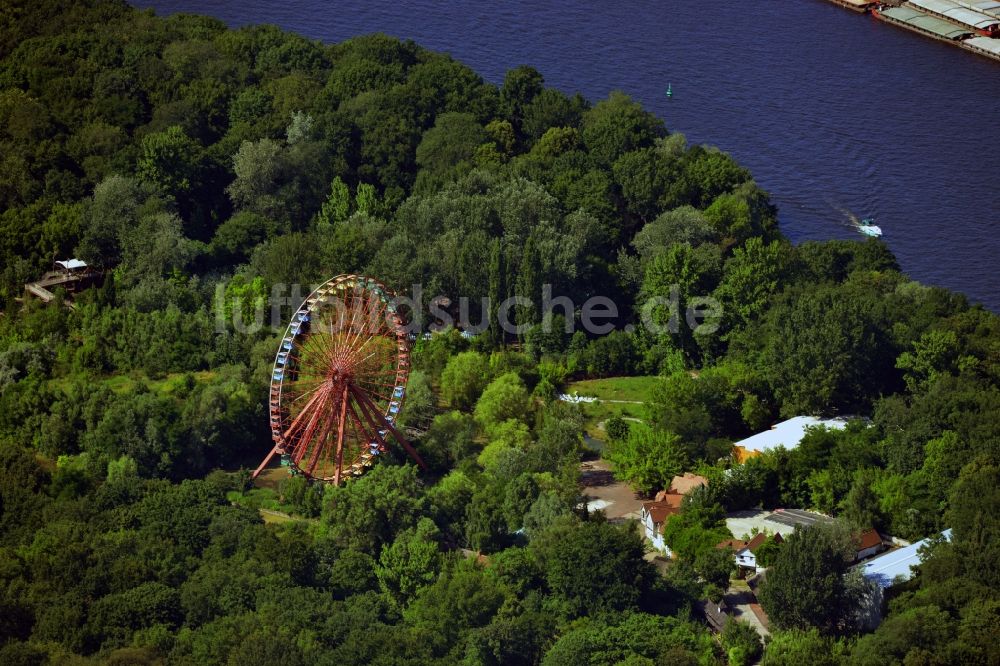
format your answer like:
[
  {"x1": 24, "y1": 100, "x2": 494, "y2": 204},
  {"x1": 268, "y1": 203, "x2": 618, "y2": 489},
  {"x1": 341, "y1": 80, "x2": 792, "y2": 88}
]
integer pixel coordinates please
[{"x1": 23, "y1": 270, "x2": 101, "y2": 308}]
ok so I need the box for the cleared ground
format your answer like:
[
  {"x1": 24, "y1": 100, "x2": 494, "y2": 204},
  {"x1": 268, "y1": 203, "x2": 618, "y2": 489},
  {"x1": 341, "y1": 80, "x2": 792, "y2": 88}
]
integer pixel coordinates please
[{"x1": 579, "y1": 458, "x2": 644, "y2": 521}]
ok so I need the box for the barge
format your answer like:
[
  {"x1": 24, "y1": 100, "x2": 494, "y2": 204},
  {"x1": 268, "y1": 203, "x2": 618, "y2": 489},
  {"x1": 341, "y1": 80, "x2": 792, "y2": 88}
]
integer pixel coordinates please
[
  {"x1": 906, "y1": 0, "x2": 1000, "y2": 36},
  {"x1": 873, "y1": 4, "x2": 1000, "y2": 62},
  {"x1": 873, "y1": 5, "x2": 974, "y2": 43},
  {"x1": 825, "y1": 0, "x2": 880, "y2": 12},
  {"x1": 951, "y1": 0, "x2": 1000, "y2": 20},
  {"x1": 822, "y1": 0, "x2": 1000, "y2": 64},
  {"x1": 963, "y1": 33, "x2": 1000, "y2": 57}
]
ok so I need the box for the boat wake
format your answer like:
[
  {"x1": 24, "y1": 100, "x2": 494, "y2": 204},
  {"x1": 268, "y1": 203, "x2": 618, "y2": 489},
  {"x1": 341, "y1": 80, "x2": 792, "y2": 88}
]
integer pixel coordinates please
[{"x1": 826, "y1": 199, "x2": 883, "y2": 238}]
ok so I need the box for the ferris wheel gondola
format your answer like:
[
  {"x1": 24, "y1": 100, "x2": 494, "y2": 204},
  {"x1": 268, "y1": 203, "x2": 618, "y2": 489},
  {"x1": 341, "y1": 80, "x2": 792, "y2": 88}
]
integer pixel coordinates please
[{"x1": 253, "y1": 274, "x2": 426, "y2": 484}]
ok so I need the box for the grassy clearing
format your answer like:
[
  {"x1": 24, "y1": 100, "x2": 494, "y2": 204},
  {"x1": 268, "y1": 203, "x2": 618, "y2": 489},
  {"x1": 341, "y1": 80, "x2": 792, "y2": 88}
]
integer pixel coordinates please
[
  {"x1": 577, "y1": 400, "x2": 649, "y2": 439},
  {"x1": 260, "y1": 509, "x2": 297, "y2": 524},
  {"x1": 228, "y1": 486, "x2": 314, "y2": 524},
  {"x1": 565, "y1": 376, "x2": 660, "y2": 439},
  {"x1": 48, "y1": 370, "x2": 218, "y2": 396},
  {"x1": 565, "y1": 376, "x2": 661, "y2": 403}
]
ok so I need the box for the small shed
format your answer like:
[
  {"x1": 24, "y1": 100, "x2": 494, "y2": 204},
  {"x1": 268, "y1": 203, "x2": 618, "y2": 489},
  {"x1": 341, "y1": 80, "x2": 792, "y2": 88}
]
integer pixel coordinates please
[{"x1": 855, "y1": 528, "x2": 887, "y2": 561}]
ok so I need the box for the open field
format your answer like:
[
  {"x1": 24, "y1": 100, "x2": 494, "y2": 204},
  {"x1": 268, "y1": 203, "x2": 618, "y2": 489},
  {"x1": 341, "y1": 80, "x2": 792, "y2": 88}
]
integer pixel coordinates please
[
  {"x1": 565, "y1": 376, "x2": 659, "y2": 438},
  {"x1": 565, "y1": 376, "x2": 661, "y2": 402}
]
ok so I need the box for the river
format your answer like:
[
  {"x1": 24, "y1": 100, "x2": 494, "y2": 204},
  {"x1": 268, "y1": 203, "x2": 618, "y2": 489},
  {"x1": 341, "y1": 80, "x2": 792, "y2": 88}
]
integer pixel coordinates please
[{"x1": 132, "y1": 0, "x2": 1000, "y2": 311}]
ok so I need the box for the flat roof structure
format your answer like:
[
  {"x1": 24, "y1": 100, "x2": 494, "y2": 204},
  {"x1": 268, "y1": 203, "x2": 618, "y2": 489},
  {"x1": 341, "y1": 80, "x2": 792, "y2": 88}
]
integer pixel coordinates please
[
  {"x1": 880, "y1": 6, "x2": 976, "y2": 39},
  {"x1": 725, "y1": 508, "x2": 835, "y2": 539},
  {"x1": 908, "y1": 0, "x2": 1000, "y2": 29},
  {"x1": 955, "y1": 0, "x2": 1000, "y2": 18},
  {"x1": 765, "y1": 508, "x2": 836, "y2": 529},
  {"x1": 733, "y1": 416, "x2": 848, "y2": 458},
  {"x1": 964, "y1": 35, "x2": 1000, "y2": 56},
  {"x1": 856, "y1": 529, "x2": 953, "y2": 589}
]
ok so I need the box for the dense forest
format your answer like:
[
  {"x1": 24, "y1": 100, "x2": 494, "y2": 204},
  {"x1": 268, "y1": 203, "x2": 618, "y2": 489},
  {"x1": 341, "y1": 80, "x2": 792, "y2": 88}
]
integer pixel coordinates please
[{"x1": 1, "y1": 0, "x2": 999, "y2": 664}]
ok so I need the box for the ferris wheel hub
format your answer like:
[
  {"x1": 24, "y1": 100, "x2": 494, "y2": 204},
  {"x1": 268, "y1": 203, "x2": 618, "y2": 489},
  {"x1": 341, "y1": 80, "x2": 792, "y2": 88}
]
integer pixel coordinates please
[{"x1": 253, "y1": 274, "x2": 426, "y2": 485}]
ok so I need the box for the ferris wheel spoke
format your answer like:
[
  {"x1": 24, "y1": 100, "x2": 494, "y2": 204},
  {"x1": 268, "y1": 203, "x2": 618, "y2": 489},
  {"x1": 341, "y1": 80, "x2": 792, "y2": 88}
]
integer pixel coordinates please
[
  {"x1": 355, "y1": 382, "x2": 394, "y2": 404},
  {"x1": 340, "y1": 405, "x2": 357, "y2": 463},
  {"x1": 336, "y1": 292, "x2": 388, "y2": 362},
  {"x1": 347, "y1": 397, "x2": 385, "y2": 459},
  {"x1": 343, "y1": 402, "x2": 367, "y2": 469},
  {"x1": 354, "y1": 372, "x2": 398, "y2": 385},
  {"x1": 253, "y1": 275, "x2": 421, "y2": 484},
  {"x1": 305, "y1": 385, "x2": 344, "y2": 478},
  {"x1": 363, "y1": 293, "x2": 390, "y2": 338},
  {"x1": 285, "y1": 374, "x2": 326, "y2": 395},
  {"x1": 355, "y1": 309, "x2": 385, "y2": 354},
  {"x1": 326, "y1": 290, "x2": 365, "y2": 360},
  {"x1": 282, "y1": 386, "x2": 327, "y2": 442},
  {"x1": 322, "y1": 383, "x2": 348, "y2": 483},
  {"x1": 350, "y1": 385, "x2": 427, "y2": 471},
  {"x1": 353, "y1": 288, "x2": 378, "y2": 341},
  {"x1": 292, "y1": 388, "x2": 331, "y2": 464},
  {"x1": 301, "y1": 410, "x2": 332, "y2": 476},
  {"x1": 332, "y1": 297, "x2": 377, "y2": 365},
  {"x1": 306, "y1": 330, "x2": 343, "y2": 375}
]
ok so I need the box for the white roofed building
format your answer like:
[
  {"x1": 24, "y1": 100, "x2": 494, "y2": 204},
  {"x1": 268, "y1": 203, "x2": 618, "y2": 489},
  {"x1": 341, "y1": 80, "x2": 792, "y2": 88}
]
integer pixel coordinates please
[
  {"x1": 54, "y1": 258, "x2": 88, "y2": 272},
  {"x1": 857, "y1": 529, "x2": 952, "y2": 590},
  {"x1": 732, "y1": 416, "x2": 848, "y2": 463}
]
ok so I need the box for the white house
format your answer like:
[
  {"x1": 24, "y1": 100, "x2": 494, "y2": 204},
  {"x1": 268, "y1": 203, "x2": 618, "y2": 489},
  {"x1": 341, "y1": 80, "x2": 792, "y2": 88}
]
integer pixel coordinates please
[
  {"x1": 733, "y1": 532, "x2": 784, "y2": 573},
  {"x1": 640, "y1": 495, "x2": 683, "y2": 555}
]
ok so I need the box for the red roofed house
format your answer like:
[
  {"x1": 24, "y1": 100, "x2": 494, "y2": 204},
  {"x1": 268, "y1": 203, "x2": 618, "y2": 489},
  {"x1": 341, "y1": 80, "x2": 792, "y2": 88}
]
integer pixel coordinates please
[
  {"x1": 735, "y1": 532, "x2": 784, "y2": 573},
  {"x1": 668, "y1": 472, "x2": 709, "y2": 496},
  {"x1": 716, "y1": 538, "x2": 747, "y2": 552},
  {"x1": 640, "y1": 494, "x2": 684, "y2": 555},
  {"x1": 854, "y1": 528, "x2": 886, "y2": 561}
]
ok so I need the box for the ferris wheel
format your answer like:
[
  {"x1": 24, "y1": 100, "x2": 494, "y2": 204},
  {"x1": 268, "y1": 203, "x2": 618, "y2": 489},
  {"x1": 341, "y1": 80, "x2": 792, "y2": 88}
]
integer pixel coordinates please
[{"x1": 252, "y1": 275, "x2": 427, "y2": 484}]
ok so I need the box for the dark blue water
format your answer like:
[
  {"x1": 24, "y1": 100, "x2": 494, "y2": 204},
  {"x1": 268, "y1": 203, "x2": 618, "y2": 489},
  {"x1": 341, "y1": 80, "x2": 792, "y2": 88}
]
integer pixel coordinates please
[{"x1": 134, "y1": 0, "x2": 1000, "y2": 311}]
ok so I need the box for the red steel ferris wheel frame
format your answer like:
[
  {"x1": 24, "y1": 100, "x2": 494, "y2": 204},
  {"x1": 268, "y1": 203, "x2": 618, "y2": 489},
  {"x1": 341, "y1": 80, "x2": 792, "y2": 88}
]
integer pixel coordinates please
[{"x1": 252, "y1": 274, "x2": 427, "y2": 484}]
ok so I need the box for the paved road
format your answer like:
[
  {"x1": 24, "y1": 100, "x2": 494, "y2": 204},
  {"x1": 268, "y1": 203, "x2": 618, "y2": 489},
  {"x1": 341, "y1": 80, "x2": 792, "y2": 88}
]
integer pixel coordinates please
[{"x1": 724, "y1": 587, "x2": 770, "y2": 639}]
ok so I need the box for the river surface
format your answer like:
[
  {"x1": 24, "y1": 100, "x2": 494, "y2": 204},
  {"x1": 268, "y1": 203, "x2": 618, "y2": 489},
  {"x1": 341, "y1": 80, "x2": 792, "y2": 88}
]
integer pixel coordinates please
[{"x1": 133, "y1": 0, "x2": 1000, "y2": 311}]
